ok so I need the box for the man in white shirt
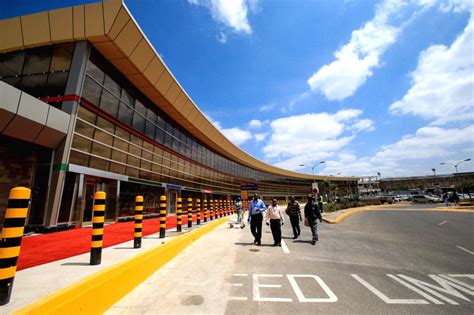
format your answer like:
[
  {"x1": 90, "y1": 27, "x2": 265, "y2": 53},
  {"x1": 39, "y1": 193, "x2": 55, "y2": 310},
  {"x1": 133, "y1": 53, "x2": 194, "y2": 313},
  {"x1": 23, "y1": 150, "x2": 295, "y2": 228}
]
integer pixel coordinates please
[{"x1": 265, "y1": 198, "x2": 285, "y2": 246}]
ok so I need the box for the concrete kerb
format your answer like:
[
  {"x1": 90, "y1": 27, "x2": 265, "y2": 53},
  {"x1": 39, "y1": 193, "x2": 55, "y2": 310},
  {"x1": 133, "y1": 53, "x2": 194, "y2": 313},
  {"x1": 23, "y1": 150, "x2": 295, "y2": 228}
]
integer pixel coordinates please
[
  {"x1": 13, "y1": 215, "x2": 235, "y2": 315},
  {"x1": 322, "y1": 204, "x2": 474, "y2": 224}
]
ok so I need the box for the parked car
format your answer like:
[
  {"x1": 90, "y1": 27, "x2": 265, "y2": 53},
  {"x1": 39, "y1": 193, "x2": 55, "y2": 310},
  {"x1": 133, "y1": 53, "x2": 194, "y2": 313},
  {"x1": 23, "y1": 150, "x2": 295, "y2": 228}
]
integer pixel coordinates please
[{"x1": 412, "y1": 195, "x2": 439, "y2": 203}]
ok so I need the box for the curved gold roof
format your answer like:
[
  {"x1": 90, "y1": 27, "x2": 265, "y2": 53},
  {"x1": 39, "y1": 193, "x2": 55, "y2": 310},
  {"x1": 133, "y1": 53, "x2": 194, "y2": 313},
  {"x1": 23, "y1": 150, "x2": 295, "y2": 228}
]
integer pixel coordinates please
[{"x1": 0, "y1": 0, "x2": 356, "y2": 182}]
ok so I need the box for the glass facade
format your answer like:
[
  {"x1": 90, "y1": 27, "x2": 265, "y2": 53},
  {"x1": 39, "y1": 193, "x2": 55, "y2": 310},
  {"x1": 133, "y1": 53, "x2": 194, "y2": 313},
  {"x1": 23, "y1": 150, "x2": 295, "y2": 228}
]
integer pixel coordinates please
[
  {"x1": 71, "y1": 48, "x2": 322, "y2": 197},
  {"x1": 0, "y1": 44, "x2": 75, "y2": 109}
]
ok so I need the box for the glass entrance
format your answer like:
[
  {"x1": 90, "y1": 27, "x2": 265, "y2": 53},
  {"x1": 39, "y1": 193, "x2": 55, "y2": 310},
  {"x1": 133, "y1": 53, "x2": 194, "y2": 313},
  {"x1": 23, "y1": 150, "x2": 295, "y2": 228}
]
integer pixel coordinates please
[{"x1": 83, "y1": 182, "x2": 96, "y2": 223}]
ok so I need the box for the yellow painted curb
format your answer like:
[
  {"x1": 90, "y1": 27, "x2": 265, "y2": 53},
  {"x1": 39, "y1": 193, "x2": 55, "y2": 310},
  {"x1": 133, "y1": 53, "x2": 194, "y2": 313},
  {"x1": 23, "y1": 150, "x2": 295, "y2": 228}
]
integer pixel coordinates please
[
  {"x1": 14, "y1": 216, "x2": 234, "y2": 315},
  {"x1": 323, "y1": 206, "x2": 474, "y2": 224}
]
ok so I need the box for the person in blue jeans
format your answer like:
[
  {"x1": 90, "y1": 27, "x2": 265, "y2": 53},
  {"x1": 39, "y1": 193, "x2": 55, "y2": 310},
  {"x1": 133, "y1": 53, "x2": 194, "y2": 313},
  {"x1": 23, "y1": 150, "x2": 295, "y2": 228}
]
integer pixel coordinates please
[{"x1": 248, "y1": 193, "x2": 266, "y2": 245}]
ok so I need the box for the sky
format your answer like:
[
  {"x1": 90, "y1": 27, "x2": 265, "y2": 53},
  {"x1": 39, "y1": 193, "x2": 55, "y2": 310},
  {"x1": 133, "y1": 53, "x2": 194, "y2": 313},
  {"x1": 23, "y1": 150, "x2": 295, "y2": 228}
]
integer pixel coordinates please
[{"x1": 2, "y1": 0, "x2": 473, "y2": 178}]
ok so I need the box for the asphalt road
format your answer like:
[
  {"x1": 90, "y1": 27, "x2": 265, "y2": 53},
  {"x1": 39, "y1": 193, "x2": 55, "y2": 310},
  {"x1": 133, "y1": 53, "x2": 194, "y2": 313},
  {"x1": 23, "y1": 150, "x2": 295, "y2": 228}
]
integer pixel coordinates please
[{"x1": 107, "y1": 206, "x2": 474, "y2": 314}]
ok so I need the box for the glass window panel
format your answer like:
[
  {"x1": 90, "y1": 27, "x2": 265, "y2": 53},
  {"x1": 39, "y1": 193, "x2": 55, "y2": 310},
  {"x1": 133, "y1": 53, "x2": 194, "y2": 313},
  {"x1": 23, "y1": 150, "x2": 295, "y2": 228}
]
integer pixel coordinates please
[
  {"x1": 78, "y1": 106, "x2": 97, "y2": 124},
  {"x1": 110, "y1": 162, "x2": 126, "y2": 174},
  {"x1": 120, "y1": 88, "x2": 134, "y2": 106},
  {"x1": 91, "y1": 142, "x2": 112, "y2": 159},
  {"x1": 142, "y1": 149, "x2": 152, "y2": 162},
  {"x1": 96, "y1": 116, "x2": 115, "y2": 134},
  {"x1": 74, "y1": 120, "x2": 94, "y2": 138},
  {"x1": 20, "y1": 74, "x2": 47, "y2": 97},
  {"x1": 143, "y1": 141, "x2": 153, "y2": 153},
  {"x1": 46, "y1": 71, "x2": 69, "y2": 97},
  {"x1": 89, "y1": 156, "x2": 110, "y2": 171},
  {"x1": 164, "y1": 133, "x2": 173, "y2": 148},
  {"x1": 23, "y1": 46, "x2": 52, "y2": 74},
  {"x1": 145, "y1": 119, "x2": 155, "y2": 139},
  {"x1": 86, "y1": 61, "x2": 104, "y2": 84},
  {"x1": 99, "y1": 89, "x2": 119, "y2": 117},
  {"x1": 127, "y1": 156, "x2": 140, "y2": 168},
  {"x1": 0, "y1": 50, "x2": 25, "y2": 77},
  {"x1": 1, "y1": 76, "x2": 21, "y2": 89},
  {"x1": 103, "y1": 75, "x2": 121, "y2": 97},
  {"x1": 155, "y1": 126, "x2": 165, "y2": 144},
  {"x1": 126, "y1": 166, "x2": 139, "y2": 177},
  {"x1": 141, "y1": 160, "x2": 151, "y2": 171},
  {"x1": 118, "y1": 102, "x2": 133, "y2": 126},
  {"x1": 69, "y1": 150, "x2": 89, "y2": 166},
  {"x1": 93, "y1": 129, "x2": 113, "y2": 146},
  {"x1": 82, "y1": 76, "x2": 102, "y2": 105},
  {"x1": 152, "y1": 163, "x2": 161, "y2": 174},
  {"x1": 132, "y1": 111, "x2": 145, "y2": 134},
  {"x1": 135, "y1": 99, "x2": 147, "y2": 115},
  {"x1": 50, "y1": 44, "x2": 74, "y2": 72},
  {"x1": 115, "y1": 127, "x2": 130, "y2": 142},
  {"x1": 156, "y1": 115, "x2": 166, "y2": 130},
  {"x1": 172, "y1": 137, "x2": 180, "y2": 151},
  {"x1": 72, "y1": 135, "x2": 92, "y2": 153},
  {"x1": 153, "y1": 146, "x2": 163, "y2": 157},
  {"x1": 111, "y1": 150, "x2": 127, "y2": 164}
]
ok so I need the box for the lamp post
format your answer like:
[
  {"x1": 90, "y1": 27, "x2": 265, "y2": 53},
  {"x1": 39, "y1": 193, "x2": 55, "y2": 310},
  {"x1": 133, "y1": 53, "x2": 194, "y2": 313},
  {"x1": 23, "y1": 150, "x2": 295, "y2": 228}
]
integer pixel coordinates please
[
  {"x1": 440, "y1": 158, "x2": 471, "y2": 193},
  {"x1": 299, "y1": 161, "x2": 326, "y2": 183},
  {"x1": 432, "y1": 168, "x2": 436, "y2": 176}
]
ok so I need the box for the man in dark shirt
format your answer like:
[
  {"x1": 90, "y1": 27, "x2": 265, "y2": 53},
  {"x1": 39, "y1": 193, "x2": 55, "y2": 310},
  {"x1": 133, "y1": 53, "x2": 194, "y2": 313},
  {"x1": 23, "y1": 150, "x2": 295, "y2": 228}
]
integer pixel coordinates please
[
  {"x1": 286, "y1": 196, "x2": 302, "y2": 239},
  {"x1": 304, "y1": 195, "x2": 323, "y2": 245}
]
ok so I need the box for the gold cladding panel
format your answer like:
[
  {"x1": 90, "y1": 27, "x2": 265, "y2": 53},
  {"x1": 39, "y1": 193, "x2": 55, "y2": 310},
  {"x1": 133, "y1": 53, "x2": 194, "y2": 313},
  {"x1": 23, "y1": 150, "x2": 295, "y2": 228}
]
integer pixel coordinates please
[
  {"x1": 49, "y1": 7, "x2": 73, "y2": 42},
  {"x1": 107, "y1": 7, "x2": 130, "y2": 40},
  {"x1": 84, "y1": 2, "x2": 105, "y2": 38},
  {"x1": 129, "y1": 39, "x2": 154, "y2": 72},
  {"x1": 188, "y1": 107, "x2": 200, "y2": 124},
  {"x1": 73, "y1": 5, "x2": 85, "y2": 39},
  {"x1": 180, "y1": 100, "x2": 194, "y2": 117},
  {"x1": 102, "y1": 0, "x2": 123, "y2": 33},
  {"x1": 175, "y1": 92, "x2": 188, "y2": 111},
  {"x1": 110, "y1": 58, "x2": 139, "y2": 75},
  {"x1": 0, "y1": 18, "x2": 23, "y2": 52},
  {"x1": 93, "y1": 41, "x2": 125, "y2": 60},
  {"x1": 21, "y1": 12, "x2": 51, "y2": 47},
  {"x1": 113, "y1": 20, "x2": 142, "y2": 56},
  {"x1": 143, "y1": 57, "x2": 165, "y2": 85},
  {"x1": 165, "y1": 82, "x2": 180, "y2": 104},
  {"x1": 127, "y1": 74, "x2": 149, "y2": 88},
  {"x1": 154, "y1": 71, "x2": 173, "y2": 96}
]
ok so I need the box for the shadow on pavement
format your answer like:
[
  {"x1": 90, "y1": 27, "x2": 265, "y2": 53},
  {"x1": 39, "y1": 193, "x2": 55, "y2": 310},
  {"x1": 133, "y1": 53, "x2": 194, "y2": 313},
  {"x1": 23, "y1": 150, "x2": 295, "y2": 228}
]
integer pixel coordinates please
[{"x1": 293, "y1": 240, "x2": 313, "y2": 244}]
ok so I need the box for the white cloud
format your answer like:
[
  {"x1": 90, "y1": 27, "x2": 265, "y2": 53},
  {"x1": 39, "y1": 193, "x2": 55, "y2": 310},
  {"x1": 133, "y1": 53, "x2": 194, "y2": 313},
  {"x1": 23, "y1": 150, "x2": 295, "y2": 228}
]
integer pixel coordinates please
[
  {"x1": 204, "y1": 113, "x2": 253, "y2": 146},
  {"x1": 307, "y1": 0, "x2": 437, "y2": 101},
  {"x1": 220, "y1": 127, "x2": 253, "y2": 145},
  {"x1": 259, "y1": 103, "x2": 275, "y2": 112},
  {"x1": 189, "y1": 0, "x2": 255, "y2": 35},
  {"x1": 254, "y1": 132, "x2": 268, "y2": 142},
  {"x1": 262, "y1": 109, "x2": 368, "y2": 169},
  {"x1": 389, "y1": 15, "x2": 474, "y2": 124},
  {"x1": 248, "y1": 119, "x2": 263, "y2": 129},
  {"x1": 320, "y1": 124, "x2": 474, "y2": 176},
  {"x1": 217, "y1": 31, "x2": 227, "y2": 43},
  {"x1": 350, "y1": 119, "x2": 375, "y2": 132}
]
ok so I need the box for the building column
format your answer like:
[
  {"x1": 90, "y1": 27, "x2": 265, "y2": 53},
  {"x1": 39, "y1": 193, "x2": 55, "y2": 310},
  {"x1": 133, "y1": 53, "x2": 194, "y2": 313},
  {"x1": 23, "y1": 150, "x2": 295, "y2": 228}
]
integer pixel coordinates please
[{"x1": 44, "y1": 41, "x2": 90, "y2": 227}]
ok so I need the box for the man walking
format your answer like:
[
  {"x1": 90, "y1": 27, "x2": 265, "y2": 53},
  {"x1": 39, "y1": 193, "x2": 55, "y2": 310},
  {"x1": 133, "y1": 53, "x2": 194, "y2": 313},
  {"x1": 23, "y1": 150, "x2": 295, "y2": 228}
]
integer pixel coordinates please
[
  {"x1": 248, "y1": 194, "x2": 266, "y2": 245},
  {"x1": 318, "y1": 193, "x2": 324, "y2": 213},
  {"x1": 286, "y1": 196, "x2": 302, "y2": 239},
  {"x1": 235, "y1": 197, "x2": 243, "y2": 223},
  {"x1": 304, "y1": 195, "x2": 323, "y2": 245},
  {"x1": 266, "y1": 198, "x2": 285, "y2": 246}
]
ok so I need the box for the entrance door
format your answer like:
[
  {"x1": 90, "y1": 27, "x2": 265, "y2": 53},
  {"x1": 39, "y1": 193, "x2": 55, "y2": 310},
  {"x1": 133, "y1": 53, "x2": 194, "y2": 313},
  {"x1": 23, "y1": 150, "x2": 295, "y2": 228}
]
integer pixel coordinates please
[
  {"x1": 168, "y1": 190, "x2": 177, "y2": 215},
  {"x1": 83, "y1": 182, "x2": 96, "y2": 223}
]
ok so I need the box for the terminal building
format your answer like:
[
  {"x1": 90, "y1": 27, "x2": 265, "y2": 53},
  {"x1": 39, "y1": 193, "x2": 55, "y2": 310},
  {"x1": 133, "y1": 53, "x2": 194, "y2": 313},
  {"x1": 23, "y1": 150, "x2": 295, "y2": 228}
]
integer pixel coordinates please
[{"x1": 0, "y1": 0, "x2": 358, "y2": 230}]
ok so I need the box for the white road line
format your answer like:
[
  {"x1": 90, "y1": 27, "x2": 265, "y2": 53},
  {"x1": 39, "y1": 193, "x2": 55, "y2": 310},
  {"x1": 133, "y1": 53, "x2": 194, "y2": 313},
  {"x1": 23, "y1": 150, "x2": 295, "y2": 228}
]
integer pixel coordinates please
[
  {"x1": 233, "y1": 273, "x2": 248, "y2": 277},
  {"x1": 456, "y1": 246, "x2": 474, "y2": 255},
  {"x1": 281, "y1": 240, "x2": 290, "y2": 254},
  {"x1": 438, "y1": 220, "x2": 448, "y2": 226},
  {"x1": 229, "y1": 283, "x2": 243, "y2": 287},
  {"x1": 229, "y1": 296, "x2": 247, "y2": 301}
]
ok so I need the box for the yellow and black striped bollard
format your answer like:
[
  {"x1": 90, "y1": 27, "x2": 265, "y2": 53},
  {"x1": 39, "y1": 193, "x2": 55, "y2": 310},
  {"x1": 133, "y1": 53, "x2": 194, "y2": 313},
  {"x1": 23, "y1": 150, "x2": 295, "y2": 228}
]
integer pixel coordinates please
[
  {"x1": 213, "y1": 199, "x2": 217, "y2": 219},
  {"x1": 203, "y1": 199, "x2": 208, "y2": 223},
  {"x1": 134, "y1": 196, "x2": 143, "y2": 249},
  {"x1": 226, "y1": 200, "x2": 230, "y2": 215},
  {"x1": 196, "y1": 199, "x2": 201, "y2": 225},
  {"x1": 159, "y1": 195, "x2": 167, "y2": 238},
  {"x1": 187, "y1": 198, "x2": 193, "y2": 228},
  {"x1": 177, "y1": 197, "x2": 182, "y2": 232},
  {"x1": 90, "y1": 191, "x2": 106, "y2": 266},
  {"x1": 0, "y1": 187, "x2": 31, "y2": 305},
  {"x1": 220, "y1": 200, "x2": 223, "y2": 218},
  {"x1": 210, "y1": 200, "x2": 214, "y2": 220}
]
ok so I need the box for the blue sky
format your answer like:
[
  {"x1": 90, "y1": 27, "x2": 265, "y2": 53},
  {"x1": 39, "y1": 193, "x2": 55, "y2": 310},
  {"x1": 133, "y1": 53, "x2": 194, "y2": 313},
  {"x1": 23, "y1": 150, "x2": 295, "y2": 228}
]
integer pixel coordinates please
[{"x1": 2, "y1": 0, "x2": 473, "y2": 177}]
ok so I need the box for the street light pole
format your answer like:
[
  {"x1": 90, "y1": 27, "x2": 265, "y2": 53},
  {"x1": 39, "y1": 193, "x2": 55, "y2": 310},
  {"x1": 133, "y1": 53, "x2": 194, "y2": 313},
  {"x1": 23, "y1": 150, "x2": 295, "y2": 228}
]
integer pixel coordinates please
[
  {"x1": 299, "y1": 161, "x2": 326, "y2": 183},
  {"x1": 440, "y1": 158, "x2": 471, "y2": 193}
]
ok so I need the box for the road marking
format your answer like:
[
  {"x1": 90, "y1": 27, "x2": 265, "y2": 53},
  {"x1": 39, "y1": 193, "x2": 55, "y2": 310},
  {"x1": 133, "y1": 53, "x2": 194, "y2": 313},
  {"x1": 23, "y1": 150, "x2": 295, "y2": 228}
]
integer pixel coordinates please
[
  {"x1": 456, "y1": 246, "x2": 474, "y2": 255},
  {"x1": 287, "y1": 275, "x2": 337, "y2": 302},
  {"x1": 229, "y1": 296, "x2": 248, "y2": 301},
  {"x1": 387, "y1": 274, "x2": 440, "y2": 304},
  {"x1": 351, "y1": 274, "x2": 429, "y2": 304},
  {"x1": 281, "y1": 240, "x2": 290, "y2": 254},
  {"x1": 397, "y1": 274, "x2": 472, "y2": 305},
  {"x1": 438, "y1": 220, "x2": 448, "y2": 226},
  {"x1": 439, "y1": 274, "x2": 474, "y2": 290},
  {"x1": 233, "y1": 273, "x2": 248, "y2": 277},
  {"x1": 253, "y1": 274, "x2": 292, "y2": 302}
]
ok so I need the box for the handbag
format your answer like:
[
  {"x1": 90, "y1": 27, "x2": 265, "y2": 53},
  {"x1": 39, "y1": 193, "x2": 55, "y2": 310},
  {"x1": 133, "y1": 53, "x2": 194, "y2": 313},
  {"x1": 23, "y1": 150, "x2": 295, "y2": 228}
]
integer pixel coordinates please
[{"x1": 304, "y1": 218, "x2": 309, "y2": 227}]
